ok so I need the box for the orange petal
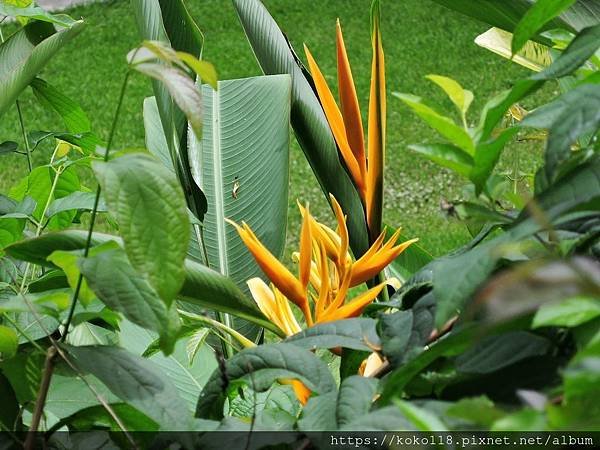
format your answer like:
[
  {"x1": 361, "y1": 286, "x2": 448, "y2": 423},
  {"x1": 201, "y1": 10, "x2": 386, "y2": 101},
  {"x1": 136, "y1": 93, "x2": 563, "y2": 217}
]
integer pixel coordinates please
[
  {"x1": 336, "y1": 19, "x2": 366, "y2": 181},
  {"x1": 315, "y1": 241, "x2": 330, "y2": 321},
  {"x1": 329, "y1": 194, "x2": 349, "y2": 267},
  {"x1": 299, "y1": 203, "x2": 312, "y2": 290},
  {"x1": 304, "y1": 44, "x2": 366, "y2": 197},
  {"x1": 291, "y1": 380, "x2": 312, "y2": 405},
  {"x1": 229, "y1": 219, "x2": 307, "y2": 309},
  {"x1": 351, "y1": 238, "x2": 418, "y2": 286},
  {"x1": 320, "y1": 281, "x2": 388, "y2": 322},
  {"x1": 365, "y1": 11, "x2": 386, "y2": 240}
]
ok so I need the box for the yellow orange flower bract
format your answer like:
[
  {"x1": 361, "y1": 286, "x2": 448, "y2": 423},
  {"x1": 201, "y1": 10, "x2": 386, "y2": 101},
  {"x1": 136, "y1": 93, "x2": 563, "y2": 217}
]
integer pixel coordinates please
[
  {"x1": 230, "y1": 195, "x2": 417, "y2": 336},
  {"x1": 304, "y1": 14, "x2": 386, "y2": 239}
]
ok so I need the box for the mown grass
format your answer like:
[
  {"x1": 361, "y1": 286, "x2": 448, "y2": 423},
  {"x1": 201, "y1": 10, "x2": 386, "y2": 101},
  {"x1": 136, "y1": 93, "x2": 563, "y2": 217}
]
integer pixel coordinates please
[{"x1": 0, "y1": 0, "x2": 552, "y2": 257}]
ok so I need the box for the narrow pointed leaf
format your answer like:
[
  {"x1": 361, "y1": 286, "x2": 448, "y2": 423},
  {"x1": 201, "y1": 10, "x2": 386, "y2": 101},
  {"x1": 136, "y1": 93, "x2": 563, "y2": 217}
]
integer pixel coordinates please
[{"x1": 0, "y1": 19, "x2": 84, "y2": 118}]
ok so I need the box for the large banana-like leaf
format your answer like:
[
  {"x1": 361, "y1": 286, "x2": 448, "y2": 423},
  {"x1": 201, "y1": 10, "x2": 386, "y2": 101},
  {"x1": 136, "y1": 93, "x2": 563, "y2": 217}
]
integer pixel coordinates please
[
  {"x1": 187, "y1": 75, "x2": 291, "y2": 291},
  {"x1": 431, "y1": 0, "x2": 600, "y2": 35},
  {"x1": 131, "y1": 0, "x2": 207, "y2": 222},
  {"x1": 0, "y1": 19, "x2": 84, "y2": 118},
  {"x1": 233, "y1": 0, "x2": 370, "y2": 258}
]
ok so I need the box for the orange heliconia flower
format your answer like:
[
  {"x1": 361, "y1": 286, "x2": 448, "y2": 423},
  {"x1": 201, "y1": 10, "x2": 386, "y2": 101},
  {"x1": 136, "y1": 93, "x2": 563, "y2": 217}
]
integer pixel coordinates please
[
  {"x1": 228, "y1": 195, "x2": 417, "y2": 337},
  {"x1": 304, "y1": 15, "x2": 386, "y2": 238}
]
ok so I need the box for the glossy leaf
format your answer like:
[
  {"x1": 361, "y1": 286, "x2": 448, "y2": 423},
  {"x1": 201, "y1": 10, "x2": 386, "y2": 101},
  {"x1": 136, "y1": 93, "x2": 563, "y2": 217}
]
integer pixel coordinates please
[
  {"x1": 534, "y1": 23, "x2": 600, "y2": 79},
  {"x1": 78, "y1": 247, "x2": 181, "y2": 354},
  {"x1": 187, "y1": 75, "x2": 290, "y2": 290},
  {"x1": 408, "y1": 143, "x2": 473, "y2": 177},
  {"x1": 30, "y1": 78, "x2": 91, "y2": 133},
  {"x1": 512, "y1": 0, "x2": 577, "y2": 55},
  {"x1": 45, "y1": 191, "x2": 106, "y2": 218},
  {"x1": 284, "y1": 318, "x2": 381, "y2": 351},
  {"x1": 0, "y1": 19, "x2": 84, "y2": 118},
  {"x1": 93, "y1": 153, "x2": 190, "y2": 304},
  {"x1": 64, "y1": 344, "x2": 192, "y2": 430},
  {"x1": 196, "y1": 343, "x2": 336, "y2": 420},
  {"x1": 336, "y1": 376, "x2": 377, "y2": 427},
  {"x1": 233, "y1": 0, "x2": 369, "y2": 257},
  {"x1": 0, "y1": 325, "x2": 18, "y2": 358},
  {"x1": 0, "y1": 3, "x2": 75, "y2": 27}
]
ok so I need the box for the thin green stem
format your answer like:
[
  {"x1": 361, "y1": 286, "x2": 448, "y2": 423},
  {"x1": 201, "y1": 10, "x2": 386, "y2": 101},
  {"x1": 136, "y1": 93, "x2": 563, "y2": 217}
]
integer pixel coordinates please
[
  {"x1": 16, "y1": 100, "x2": 32, "y2": 173},
  {"x1": 60, "y1": 69, "x2": 132, "y2": 343}
]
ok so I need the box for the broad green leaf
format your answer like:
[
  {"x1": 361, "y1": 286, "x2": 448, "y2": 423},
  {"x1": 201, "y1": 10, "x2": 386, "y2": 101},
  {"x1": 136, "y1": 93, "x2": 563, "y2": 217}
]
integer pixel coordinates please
[
  {"x1": 233, "y1": 0, "x2": 369, "y2": 257},
  {"x1": 131, "y1": 0, "x2": 208, "y2": 224},
  {"x1": 78, "y1": 247, "x2": 181, "y2": 354},
  {"x1": 188, "y1": 75, "x2": 290, "y2": 293},
  {"x1": 455, "y1": 331, "x2": 552, "y2": 374},
  {"x1": 30, "y1": 78, "x2": 91, "y2": 133},
  {"x1": 93, "y1": 153, "x2": 190, "y2": 304},
  {"x1": 45, "y1": 191, "x2": 106, "y2": 218},
  {"x1": 426, "y1": 74, "x2": 474, "y2": 115},
  {"x1": 284, "y1": 318, "x2": 380, "y2": 351},
  {"x1": 49, "y1": 403, "x2": 158, "y2": 432},
  {"x1": 47, "y1": 248, "x2": 100, "y2": 306},
  {"x1": 0, "y1": 19, "x2": 84, "y2": 118},
  {"x1": 336, "y1": 376, "x2": 377, "y2": 426},
  {"x1": 195, "y1": 343, "x2": 336, "y2": 420},
  {"x1": 475, "y1": 27, "x2": 553, "y2": 72},
  {"x1": 0, "y1": 3, "x2": 75, "y2": 27},
  {"x1": 394, "y1": 93, "x2": 475, "y2": 155},
  {"x1": 396, "y1": 400, "x2": 448, "y2": 431},
  {"x1": 297, "y1": 391, "x2": 338, "y2": 432},
  {"x1": 512, "y1": 0, "x2": 577, "y2": 55},
  {"x1": 64, "y1": 344, "x2": 192, "y2": 430},
  {"x1": 408, "y1": 143, "x2": 473, "y2": 178},
  {"x1": 9, "y1": 166, "x2": 52, "y2": 220},
  {"x1": 4, "y1": 230, "x2": 278, "y2": 335},
  {"x1": 533, "y1": 296, "x2": 600, "y2": 328},
  {"x1": 176, "y1": 51, "x2": 218, "y2": 89},
  {"x1": 0, "y1": 325, "x2": 18, "y2": 358},
  {"x1": 179, "y1": 259, "x2": 281, "y2": 336},
  {"x1": 118, "y1": 319, "x2": 217, "y2": 413},
  {"x1": 534, "y1": 23, "x2": 600, "y2": 79}
]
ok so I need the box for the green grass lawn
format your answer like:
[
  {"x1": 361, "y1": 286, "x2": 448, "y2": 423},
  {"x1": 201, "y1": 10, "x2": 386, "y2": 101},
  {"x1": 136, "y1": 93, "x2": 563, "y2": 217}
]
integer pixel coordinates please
[{"x1": 0, "y1": 0, "x2": 551, "y2": 257}]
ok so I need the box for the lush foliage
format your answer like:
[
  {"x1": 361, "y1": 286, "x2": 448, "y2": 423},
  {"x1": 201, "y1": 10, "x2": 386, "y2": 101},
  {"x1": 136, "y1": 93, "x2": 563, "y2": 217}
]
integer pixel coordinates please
[{"x1": 0, "y1": 0, "x2": 599, "y2": 446}]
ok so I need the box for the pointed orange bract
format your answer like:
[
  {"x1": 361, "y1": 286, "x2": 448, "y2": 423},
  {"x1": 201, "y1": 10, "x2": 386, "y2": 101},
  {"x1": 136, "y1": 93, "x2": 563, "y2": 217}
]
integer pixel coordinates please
[
  {"x1": 366, "y1": 11, "x2": 386, "y2": 241},
  {"x1": 336, "y1": 19, "x2": 366, "y2": 181},
  {"x1": 304, "y1": 16, "x2": 386, "y2": 241},
  {"x1": 304, "y1": 45, "x2": 365, "y2": 199},
  {"x1": 232, "y1": 196, "x2": 416, "y2": 335}
]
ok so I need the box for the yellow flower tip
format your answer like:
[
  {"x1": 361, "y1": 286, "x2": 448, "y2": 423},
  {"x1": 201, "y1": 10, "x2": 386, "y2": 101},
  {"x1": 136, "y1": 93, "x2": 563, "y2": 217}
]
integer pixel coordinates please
[
  {"x1": 386, "y1": 277, "x2": 401, "y2": 291},
  {"x1": 224, "y1": 217, "x2": 241, "y2": 230}
]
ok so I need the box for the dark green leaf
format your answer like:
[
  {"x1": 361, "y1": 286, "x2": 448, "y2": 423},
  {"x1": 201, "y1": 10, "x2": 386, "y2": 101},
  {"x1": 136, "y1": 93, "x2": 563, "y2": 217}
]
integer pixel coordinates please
[
  {"x1": 93, "y1": 153, "x2": 190, "y2": 304},
  {"x1": 284, "y1": 318, "x2": 380, "y2": 351},
  {"x1": 535, "y1": 23, "x2": 600, "y2": 79},
  {"x1": 45, "y1": 191, "x2": 105, "y2": 218},
  {"x1": 512, "y1": 0, "x2": 577, "y2": 55},
  {"x1": 533, "y1": 296, "x2": 600, "y2": 328},
  {"x1": 78, "y1": 247, "x2": 181, "y2": 354},
  {"x1": 336, "y1": 376, "x2": 377, "y2": 427},
  {"x1": 0, "y1": 141, "x2": 18, "y2": 155},
  {"x1": 195, "y1": 343, "x2": 336, "y2": 420},
  {"x1": 471, "y1": 128, "x2": 520, "y2": 194},
  {"x1": 455, "y1": 331, "x2": 552, "y2": 374},
  {"x1": 31, "y1": 78, "x2": 91, "y2": 133},
  {"x1": 64, "y1": 344, "x2": 191, "y2": 430}
]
